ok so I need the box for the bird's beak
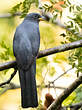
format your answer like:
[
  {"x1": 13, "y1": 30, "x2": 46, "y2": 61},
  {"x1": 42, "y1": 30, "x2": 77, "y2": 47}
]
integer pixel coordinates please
[{"x1": 39, "y1": 16, "x2": 46, "y2": 21}]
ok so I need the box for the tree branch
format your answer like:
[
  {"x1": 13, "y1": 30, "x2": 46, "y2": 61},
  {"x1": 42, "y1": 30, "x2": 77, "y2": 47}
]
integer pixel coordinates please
[
  {"x1": 0, "y1": 12, "x2": 21, "y2": 18},
  {"x1": 37, "y1": 85, "x2": 66, "y2": 89},
  {"x1": 47, "y1": 75, "x2": 82, "y2": 110},
  {"x1": 0, "y1": 82, "x2": 65, "y2": 95},
  {"x1": 0, "y1": 66, "x2": 72, "y2": 89},
  {"x1": 0, "y1": 40, "x2": 82, "y2": 71},
  {"x1": 0, "y1": 61, "x2": 17, "y2": 71},
  {"x1": 38, "y1": 40, "x2": 82, "y2": 58},
  {"x1": 49, "y1": 67, "x2": 73, "y2": 84},
  {"x1": 0, "y1": 69, "x2": 17, "y2": 87}
]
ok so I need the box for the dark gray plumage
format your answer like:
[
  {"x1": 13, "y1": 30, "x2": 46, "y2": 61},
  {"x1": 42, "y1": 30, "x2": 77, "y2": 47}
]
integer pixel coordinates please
[{"x1": 13, "y1": 13, "x2": 43, "y2": 108}]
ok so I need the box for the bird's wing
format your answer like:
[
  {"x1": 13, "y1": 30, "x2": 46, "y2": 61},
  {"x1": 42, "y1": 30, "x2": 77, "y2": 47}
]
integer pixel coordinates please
[
  {"x1": 22, "y1": 21, "x2": 40, "y2": 57},
  {"x1": 13, "y1": 29, "x2": 34, "y2": 70}
]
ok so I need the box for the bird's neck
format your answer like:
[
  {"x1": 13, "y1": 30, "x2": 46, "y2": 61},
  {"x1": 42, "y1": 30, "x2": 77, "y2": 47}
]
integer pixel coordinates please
[{"x1": 24, "y1": 18, "x2": 39, "y2": 24}]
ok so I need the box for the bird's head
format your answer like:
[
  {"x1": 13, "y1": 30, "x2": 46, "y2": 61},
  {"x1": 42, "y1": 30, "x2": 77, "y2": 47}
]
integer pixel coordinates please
[{"x1": 25, "y1": 13, "x2": 46, "y2": 22}]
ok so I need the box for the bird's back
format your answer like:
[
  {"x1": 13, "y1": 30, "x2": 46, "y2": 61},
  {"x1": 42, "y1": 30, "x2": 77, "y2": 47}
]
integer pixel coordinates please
[{"x1": 13, "y1": 20, "x2": 40, "y2": 57}]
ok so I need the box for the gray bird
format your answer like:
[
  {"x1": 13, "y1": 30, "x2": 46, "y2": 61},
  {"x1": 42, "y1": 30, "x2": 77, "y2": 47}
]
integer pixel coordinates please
[{"x1": 13, "y1": 13, "x2": 45, "y2": 108}]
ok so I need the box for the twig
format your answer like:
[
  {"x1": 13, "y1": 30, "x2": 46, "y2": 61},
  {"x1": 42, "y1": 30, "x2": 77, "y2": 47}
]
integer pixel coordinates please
[
  {"x1": 0, "y1": 82, "x2": 20, "y2": 95},
  {"x1": 0, "y1": 69, "x2": 17, "y2": 87},
  {"x1": 37, "y1": 84, "x2": 66, "y2": 89},
  {"x1": 47, "y1": 75, "x2": 82, "y2": 110},
  {"x1": 0, "y1": 64, "x2": 72, "y2": 91},
  {"x1": 0, "y1": 82, "x2": 65, "y2": 95},
  {"x1": 1, "y1": 83, "x2": 66, "y2": 90},
  {"x1": 0, "y1": 40, "x2": 82, "y2": 71},
  {"x1": 0, "y1": 12, "x2": 21, "y2": 18},
  {"x1": 49, "y1": 67, "x2": 73, "y2": 84}
]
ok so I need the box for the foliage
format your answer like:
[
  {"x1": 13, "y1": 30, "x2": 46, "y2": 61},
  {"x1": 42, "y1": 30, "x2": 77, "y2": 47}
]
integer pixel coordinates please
[
  {"x1": 0, "y1": 17, "x2": 16, "y2": 62},
  {"x1": 0, "y1": 40, "x2": 13, "y2": 60},
  {"x1": 11, "y1": 0, "x2": 38, "y2": 17},
  {"x1": 0, "y1": 18, "x2": 16, "y2": 62},
  {"x1": 63, "y1": 91, "x2": 76, "y2": 106},
  {"x1": 39, "y1": 0, "x2": 82, "y2": 106},
  {"x1": 41, "y1": 0, "x2": 82, "y2": 75},
  {"x1": 60, "y1": 0, "x2": 82, "y2": 105},
  {"x1": 74, "y1": 86, "x2": 82, "y2": 103},
  {"x1": 61, "y1": 3, "x2": 82, "y2": 74},
  {"x1": 63, "y1": 85, "x2": 82, "y2": 106}
]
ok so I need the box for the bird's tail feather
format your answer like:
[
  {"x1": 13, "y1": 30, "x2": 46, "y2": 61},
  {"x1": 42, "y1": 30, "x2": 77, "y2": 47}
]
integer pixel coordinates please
[{"x1": 19, "y1": 62, "x2": 38, "y2": 108}]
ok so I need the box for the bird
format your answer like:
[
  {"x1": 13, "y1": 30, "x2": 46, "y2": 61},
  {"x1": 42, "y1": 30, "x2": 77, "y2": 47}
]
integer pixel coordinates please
[{"x1": 13, "y1": 13, "x2": 45, "y2": 108}]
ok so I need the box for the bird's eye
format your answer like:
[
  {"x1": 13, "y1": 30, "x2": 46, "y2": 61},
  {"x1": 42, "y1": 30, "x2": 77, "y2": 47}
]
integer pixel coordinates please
[{"x1": 34, "y1": 15, "x2": 38, "y2": 19}]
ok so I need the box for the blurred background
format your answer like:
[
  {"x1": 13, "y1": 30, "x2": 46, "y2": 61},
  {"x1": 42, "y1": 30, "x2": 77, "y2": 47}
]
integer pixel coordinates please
[{"x1": 0, "y1": 0, "x2": 82, "y2": 110}]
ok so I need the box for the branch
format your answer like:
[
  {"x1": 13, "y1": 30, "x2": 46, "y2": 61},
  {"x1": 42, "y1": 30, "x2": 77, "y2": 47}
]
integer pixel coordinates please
[
  {"x1": 0, "y1": 83, "x2": 65, "y2": 95},
  {"x1": 49, "y1": 67, "x2": 73, "y2": 84},
  {"x1": 38, "y1": 40, "x2": 82, "y2": 58},
  {"x1": 0, "y1": 83, "x2": 20, "y2": 95},
  {"x1": 47, "y1": 75, "x2": 82, "y2": 110},
  {"x1": 0, "y1": 61, "x2": 17, "y2": 71},
  {"x1": 0, "y1": 69, "x2": 17, "y2": 87},
  {"x1": 0, "y1": 12, "x2": 21, "y2": 18},
  {"x1": 0, "y1": 40, "x2": 82, "y2": 71},
  {"x1": 37, "y1": 85, "x2": 66, "y2": 89},
  {"x1": 0, "y1": 66, "x2": 72, "y2": 91}
]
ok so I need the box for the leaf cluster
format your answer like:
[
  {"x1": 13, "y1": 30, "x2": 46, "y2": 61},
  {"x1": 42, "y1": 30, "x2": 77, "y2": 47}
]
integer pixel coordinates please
[
  {"x1": 0, "y1": 41, "x2": 11, "y2": 60},
  {"x1": 11, "y1": 0, "x2": 38, "y2": 18},
  {"x1": 64, "y1": 5, "x2": 82, "y2": 74},
  {"x1": 63, "y1": 86, "x2": 82, "y2": 107}
]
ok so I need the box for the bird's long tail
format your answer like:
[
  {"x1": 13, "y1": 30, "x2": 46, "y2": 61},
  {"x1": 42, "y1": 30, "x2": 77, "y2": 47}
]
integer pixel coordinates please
[{"x1": 19, "y1": 61, "x2": 38, "y2": 108}]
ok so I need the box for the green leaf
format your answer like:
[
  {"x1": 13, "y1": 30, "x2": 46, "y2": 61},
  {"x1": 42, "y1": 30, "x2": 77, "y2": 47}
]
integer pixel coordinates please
[
  {"x1": 69, "y1": 6, "x2": 72, "y2": 12},
  {"x1": 67, "y1": 0, "x2": 71, "y2": 5},
  {"x1": 50, "y1": 0, "x2": 55, "y2": 4},
  {"x1": 63, "y1": 92, "x2": 76, "y2": 106},
  {"x1": 60, "y1": 11, "x2": 62, "y2": 18},
  {"x1": 75, "y1": 25, "x2": 79, "y2": 32},
  {"x1": 71, "y1": 5, "x2": 74, "y2": 10},
  {"x1": 35, "y1": 0, "x2": 39, "y2": 7},
  {"x1": 60, "y1": 33, "x2": 66, "y2": 37},
  {"x1": 53, "y1": 14, "x2": 58, "y2": 20},
  {"x1": 11, "y1": 2, "x2": 22, "y2": 14},
  {"x1": 76, "y1": 6, "x2": 81, "y2": 11},
  {"x1": 70, "y1": 21, "x2": 73, "y2": 27},
  {"x1": 54, "y1": 8, "x2": 60, "y2": 12},
  {"x1": 39, "y1": 7, "x2": 43, "y2": 9},
  {"x1": 61, "y1": 41, "x2": 65, "y2": 44},
  {"x1": 67, "y1": 16, "x2": 74, "y2": 20},
  {"x1": 44, "y1": 4, "x2": 49, "y2": 7},
  {"x1": 61, "y1": 4, "x2": 67, "y2": 8},
  {"x1": 68, "y1": 21, "x2": 73, "y2": 28}
]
